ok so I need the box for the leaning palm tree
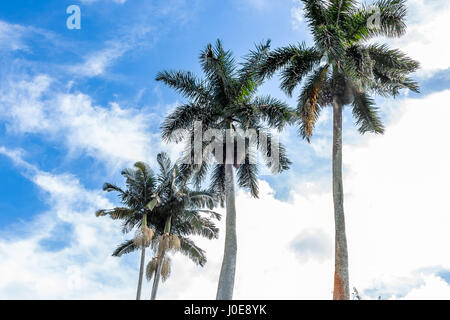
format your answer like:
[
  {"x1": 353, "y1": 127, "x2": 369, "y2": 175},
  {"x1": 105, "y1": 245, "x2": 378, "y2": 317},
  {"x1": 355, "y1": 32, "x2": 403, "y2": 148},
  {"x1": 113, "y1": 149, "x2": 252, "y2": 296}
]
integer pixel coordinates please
[
  {"x1": 96, "y1": 153, "x2": 220, "y2": 300},
  {"x1": 259, "y1": 0, "x2": 419, "y2": 299},
  {"x1": 96, "y1": 161, "x2": 159, "y2": 300},
  {"x1": 156, "y1": 40, "x2": 292, "y2": 300}
]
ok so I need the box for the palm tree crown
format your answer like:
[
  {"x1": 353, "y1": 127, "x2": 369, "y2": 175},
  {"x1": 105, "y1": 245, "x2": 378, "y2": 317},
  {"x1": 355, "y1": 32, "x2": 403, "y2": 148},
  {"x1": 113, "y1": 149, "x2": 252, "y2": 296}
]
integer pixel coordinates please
[
  {"x1": 258, "y1": 0, "x2": 420, "y2": 300},
  {"x1": 157, "y1": 40, "x2": 293, "y2": 300},
  {"x1": 96, "y1": 153, "x2": 220, "y2": 299},
  {"x1": 260, "y1": 0, "x2": 419, "y2": 140},
  {"x1": 157, "y1": 39, "x2": 292, "y2": 198}
]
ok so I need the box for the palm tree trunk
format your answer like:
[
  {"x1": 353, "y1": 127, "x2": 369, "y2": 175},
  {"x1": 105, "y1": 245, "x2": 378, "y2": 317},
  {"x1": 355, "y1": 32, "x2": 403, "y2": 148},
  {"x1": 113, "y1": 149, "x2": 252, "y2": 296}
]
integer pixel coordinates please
[
  {"x1": 150, "y1": 215, "x2": 172, "y2": 300},
  {"x1": 332, "y1": 99, "x2": 350, "y2": 300},
  {"x1": 136, "y1": 241, "x2": 146, "y2": 300},
  {"x1": 216, "y1": 162, "x2": 237, "y2": 300},
  {"x1": 136, "y1": 213, "x2": 147, "y2": 300},
  {"x1": 150, "y1": 250, "x2": 165, "y2": 300}
]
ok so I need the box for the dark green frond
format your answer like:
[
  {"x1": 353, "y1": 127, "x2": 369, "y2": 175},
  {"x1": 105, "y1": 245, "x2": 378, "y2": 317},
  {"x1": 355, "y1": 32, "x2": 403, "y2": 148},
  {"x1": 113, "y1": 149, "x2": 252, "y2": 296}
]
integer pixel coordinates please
[
  {"x1": 259, "y1": 44, "x2": 321, "y2": 83},
  {"x1": 300, "y1": 0, "x2": 329, "y2": 29},
  {"x1": 199, "y1": 39, "x2": 236, "y2": 100},
  {"x1": 209, "y1": 164, "x2": 226, "y2": 207},
  {"x1": 156, "y1": 152, "x2": 172, "y2": 179},
  {"x1": 346, "y1": 0, "x2": 407, "y2": 42},
  {"x1": 313, "y1": 24, "x2": 346, "y2": 64},
  {"x1": 95, "y1": 207, "x2": 135, "y2": 220},
  {"x1": 102, "y1": 182, "x2": 124, "y2": 194},
  {"x1": 112, "y1": 239, "x2": 139, "y2": 257},
  {"x1": 237, "y1": 161, "x2": 259, "y2": 198},
  {"x1": 257, "y1": 131, "x2": 292, "y2": 173},
  {"x1": 237, "y1": 40, "x2": 271, "y2": 95},
  {"x1": 178, "y1": 236, "x2": 207, "y2": 266},
  {"x1": 252, "y1": 96, "x2": 293, "y2": 130},
  {"x1": 352, "y1": 91, "x2": 385, "y2": 134},
  {"x1": 161, "y1": 103, "x2": 212, "y2": 142},
  {"x1": 155, "y1": 70, "x2": 211, "y2": 103}
]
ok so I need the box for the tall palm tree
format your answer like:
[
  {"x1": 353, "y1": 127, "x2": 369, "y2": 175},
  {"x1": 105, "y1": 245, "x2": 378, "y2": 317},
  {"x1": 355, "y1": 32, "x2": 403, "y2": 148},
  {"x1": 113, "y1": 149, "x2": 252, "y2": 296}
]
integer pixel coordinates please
[
  {"x1": 96, "y1": 161, "x2": 159, "y2": 300},
  {"x1": 96, "y1": 153, "x2": 220, "y2": 300},
  {"x1": 259, "y1": 0, "x2": 419, "y2": 299},
  {"x1": 156, "y1": 40, "x2": 292, "y2": 300}
]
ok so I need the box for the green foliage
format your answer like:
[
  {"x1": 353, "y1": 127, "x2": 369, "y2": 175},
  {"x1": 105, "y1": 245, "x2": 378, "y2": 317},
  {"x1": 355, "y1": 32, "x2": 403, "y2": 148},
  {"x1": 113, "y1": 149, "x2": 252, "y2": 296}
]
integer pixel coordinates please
[
  {"x1": 96, "y1": 153, "x2": 221, "y2": 269},
  {"x1": 157, "y1": 40, "x2": 293, "y2": 198},
  {"x1": 260, "y1": 0, "x2": 420, "y2": 140}
]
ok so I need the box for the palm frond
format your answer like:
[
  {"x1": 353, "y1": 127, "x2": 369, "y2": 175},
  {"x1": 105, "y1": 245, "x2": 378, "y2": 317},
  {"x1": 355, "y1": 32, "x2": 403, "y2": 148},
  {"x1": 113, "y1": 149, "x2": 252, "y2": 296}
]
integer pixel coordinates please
[
  {"x1": 297, "y1": 65, "x2": 329, "y2": 141},
  {"x1": 112, "y1": 239, "x2": 138, "y2": 257},
  {"x1": 178, "y1": 236, "x2": 207, "y2": 266},
  {"x1": 155, "y1": 70, "x2": 211, "y2": 103},
  {"x1": 252, "y1": 96, "x2": 293, "y2": 130},
  {"x1": 352, "y1": 91, "x2": 385, "y2": 134}
]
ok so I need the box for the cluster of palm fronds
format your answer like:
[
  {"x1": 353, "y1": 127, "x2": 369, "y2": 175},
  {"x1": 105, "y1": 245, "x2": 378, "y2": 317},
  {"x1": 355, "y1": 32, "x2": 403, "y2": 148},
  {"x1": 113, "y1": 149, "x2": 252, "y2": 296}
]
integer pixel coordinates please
[
  {"x1": 96, "y1": 0, "x2": 419, "y2": 300},
  {"x1": 96, "y1": 153, "x2": 221, "y2": 299}
]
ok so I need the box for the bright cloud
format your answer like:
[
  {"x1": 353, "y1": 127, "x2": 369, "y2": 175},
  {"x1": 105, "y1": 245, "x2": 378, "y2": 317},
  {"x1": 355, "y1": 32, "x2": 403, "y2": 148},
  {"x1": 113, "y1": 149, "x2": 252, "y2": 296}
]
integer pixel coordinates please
[
  {"x1": 0, "y1": 20, "x2": 29, "y2": 51},
  {"x1": 0, "y1": 75, "x2": 179, "y2": 169},
  {"x1": 1, "y1": 89, "x2": 450, "y2": 299},
  {"x1": 0, "y1": 147, "x2": 138, "y2": 299},
  {"x1": 391, "y1": 0, "x2": 450, "y2": 77}
]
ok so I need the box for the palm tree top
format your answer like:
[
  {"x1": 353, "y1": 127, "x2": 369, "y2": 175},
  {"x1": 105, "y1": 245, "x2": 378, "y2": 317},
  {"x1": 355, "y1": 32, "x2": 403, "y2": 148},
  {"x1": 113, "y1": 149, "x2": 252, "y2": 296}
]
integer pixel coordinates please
[
  {"x1": 96, "y1": 152, "x2": 221, "y2": 267},
  {"x1": 259, "y1": 0, "x2": 420, "y2": 141},
  {"x1": 157, "y1": 39, "x2": 294, "y2": 141},
  {"x1": 157, "y1": 40, "x2": 293, "y2": 199}
]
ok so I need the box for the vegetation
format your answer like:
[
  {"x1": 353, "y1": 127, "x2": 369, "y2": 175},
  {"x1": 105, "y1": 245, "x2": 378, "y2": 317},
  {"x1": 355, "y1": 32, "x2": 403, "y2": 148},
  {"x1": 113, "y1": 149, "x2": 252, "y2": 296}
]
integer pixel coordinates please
[
  {"x1": 95, "y1": 0, "x2": 419, "y2": 300},
  {"x1": 157, "y1": 40, "x2": 292, "y2": 299},
  {"x1": 96, "y1": 153, "x2": 220, "y2": 300}
]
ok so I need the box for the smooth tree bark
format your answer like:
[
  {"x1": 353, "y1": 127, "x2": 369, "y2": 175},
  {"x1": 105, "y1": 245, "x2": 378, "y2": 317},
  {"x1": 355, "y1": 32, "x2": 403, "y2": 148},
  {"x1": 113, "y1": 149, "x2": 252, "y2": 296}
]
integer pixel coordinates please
[
  {"x1": 332, "y1": 99, "x2": 349, "y2": 300},
  {"x1": 151, "y1": 216, "x2": 171, "y2": 300},
  {"x1": 216, "y1": 131, "x2": 238, "y2": 300},
  {"x1": 136, "y1": 213, "x2": 147, "y2": 300}
]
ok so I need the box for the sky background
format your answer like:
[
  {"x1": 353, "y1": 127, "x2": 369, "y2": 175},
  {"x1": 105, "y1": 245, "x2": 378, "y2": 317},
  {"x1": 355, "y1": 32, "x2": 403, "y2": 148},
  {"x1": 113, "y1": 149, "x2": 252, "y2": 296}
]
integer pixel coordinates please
[{"x1": 0, "y1": 0, "x2": 450, "y2": 299}]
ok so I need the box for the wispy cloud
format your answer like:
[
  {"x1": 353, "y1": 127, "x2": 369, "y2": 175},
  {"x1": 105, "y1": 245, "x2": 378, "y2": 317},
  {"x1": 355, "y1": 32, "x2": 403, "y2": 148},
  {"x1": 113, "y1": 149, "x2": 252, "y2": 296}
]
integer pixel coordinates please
[
  {"x1": 0, "y1": 75, "x2": 179, "y2": 169},
  {"x1": 0, "y1": 147, "x2": 137, "y2": 299}
]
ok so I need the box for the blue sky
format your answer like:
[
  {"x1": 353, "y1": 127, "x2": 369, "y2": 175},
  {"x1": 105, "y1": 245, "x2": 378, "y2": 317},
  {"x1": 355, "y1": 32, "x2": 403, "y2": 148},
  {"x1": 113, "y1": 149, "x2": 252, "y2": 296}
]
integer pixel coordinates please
[{"x1": 1, "y1": 0, "x2": 450, "y2": 299}]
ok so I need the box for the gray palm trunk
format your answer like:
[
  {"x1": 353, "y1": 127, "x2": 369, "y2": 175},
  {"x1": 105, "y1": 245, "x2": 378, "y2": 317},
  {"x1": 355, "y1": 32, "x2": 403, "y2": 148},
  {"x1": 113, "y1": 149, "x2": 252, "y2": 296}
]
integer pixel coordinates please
[
  {"x1": 332, "y1": 99, "x2": 350, "y2": 300},
  {"x1": 136, "y1": 239, "x2": 146, "y2": 300},
  {"x1": 136, "y1": 213, "x2": 148, "y2": 300},
  {"x1": 150, "y1": 250, "x2": 165, "y2": 300},
  {"x1": 150, "y1": 215, "x2": 171, "y2": 300},
  {"x1": 216, "y1": 162, "x2": 237, "y2": 300}
]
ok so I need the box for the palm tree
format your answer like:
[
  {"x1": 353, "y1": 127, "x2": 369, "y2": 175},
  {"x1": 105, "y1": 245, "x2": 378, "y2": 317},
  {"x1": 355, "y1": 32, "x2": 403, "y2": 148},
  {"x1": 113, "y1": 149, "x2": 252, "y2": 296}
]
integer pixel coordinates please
[
  {"x1": 145, "y1": 153, "x2": 220, "y2": 300},
  {"x1": 156, "y1": 40, "x2": 292, "y2": 300},
  {"x1": 96, "y1": 153, "x2": 220, "y2": 300},
  {"x1": 259, "y1": 0, "x2": 419, "y2": 299},
  {"x1": 96, "y1": 161, "x2": 159, "y2": 300}
]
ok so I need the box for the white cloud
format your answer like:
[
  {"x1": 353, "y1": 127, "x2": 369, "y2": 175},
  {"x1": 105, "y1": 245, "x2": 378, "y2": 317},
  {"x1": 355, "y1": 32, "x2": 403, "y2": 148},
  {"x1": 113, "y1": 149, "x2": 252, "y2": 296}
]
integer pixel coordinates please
[
  {"x1": 390, "y1": 0, "x2": 450, "y2": 77},
  {"x1": 0, "y1": 75, "x2": 181, "y2": 169},
  {"x1": 290, "y1": 2, "x2": 304, "y2": 30},
  {"x1": 1, "y1": 89, "x2": 450, "y2": 299},
  {"x1": 0, "y1": 148, "x2": 137, "y2": 299},
  {"x1": 69, "y1": 44, "x2": 128, "y2": 78},
  {"x1": 0, "y1": 20, "x2": 28, "y2": 51},
  {"x1": 155, "y1": 90, "x2": 450, "y2": 300}
]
